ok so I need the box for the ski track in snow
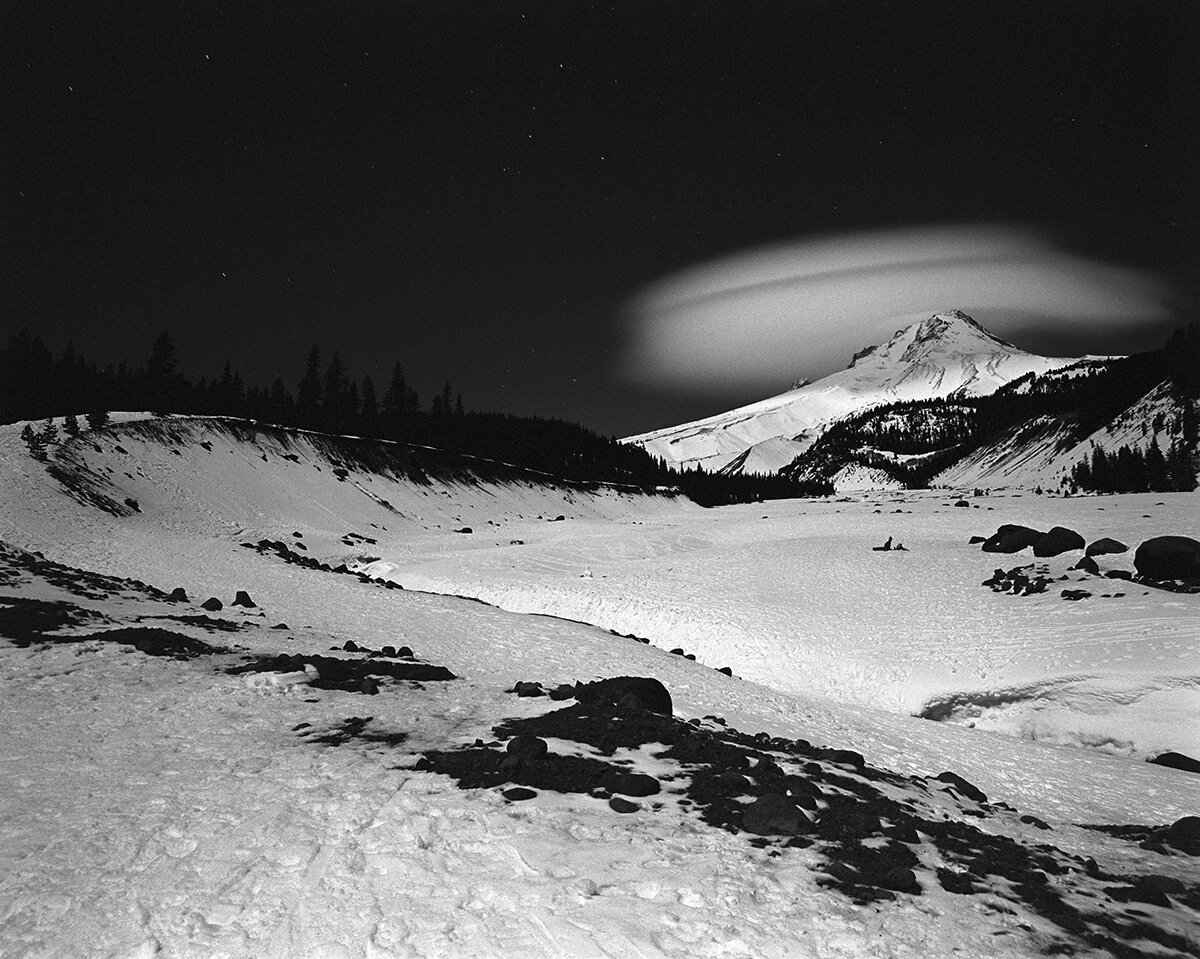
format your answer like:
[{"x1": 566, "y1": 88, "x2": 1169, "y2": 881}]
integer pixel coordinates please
[{"x1": 1, "y1": 416, "x2": 1198, "y2": 958}]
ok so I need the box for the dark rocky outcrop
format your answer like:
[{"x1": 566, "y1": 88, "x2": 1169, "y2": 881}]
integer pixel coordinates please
[
  {"x1": 981, "y1": 525, "x2": 1042, "y2": 554},
  {"x1": 167, "y1": 587, "x2": 188, "y2": 602},
  {"x1": 1071, "y1": 556, "x2": 1100, "y2": 575},
  {"x1": 1032, "y1": 526, "x2": 1085, "y2": 557},
  {"x1": 200, "y1": 597, "x2": 223, "y2": 611},
  {"x1": 1134, "y1": 535, "x2": 1200, "y2": 582}
]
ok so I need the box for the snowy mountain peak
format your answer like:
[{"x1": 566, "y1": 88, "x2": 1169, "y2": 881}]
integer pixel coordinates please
[
  {"x1": 625, "y1": 311, "x2": 1097, "y2": 475},
  {"x1": 851, "y1": 311, "x2": 1018, "y2": 370}
]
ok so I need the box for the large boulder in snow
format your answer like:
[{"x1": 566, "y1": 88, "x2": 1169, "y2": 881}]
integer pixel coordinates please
[
  {"x1": 576, "y1": 676, "x2": 673, "y2": 716},
  {"x1": 981, "y1": 525, "x2": 1042, "y2": 554},
  {"x1": 1134, "y1": 536, "x2": 1200, "y2": 582},
  {"x1": 1086, "y1": 537, "x2": 1128, "y2": 557},
  {"x1": 1032, "y1": 526, "x2": 1084, "y2": 557},
  {"x1": 1149, "y1": 751, "x2": 1200, "y2": 775}
]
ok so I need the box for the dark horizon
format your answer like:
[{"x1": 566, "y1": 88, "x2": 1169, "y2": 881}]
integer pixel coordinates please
[{"x1": 8, "y1": 0, "x2": 1198, "y2": 437}]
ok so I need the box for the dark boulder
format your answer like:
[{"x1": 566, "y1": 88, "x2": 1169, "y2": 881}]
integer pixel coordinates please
[
  {"x1": 601, "y1": 770, "x2": 660, "y2": 797},
  {"x1": 575, "y1": 676, "x2": 673, "y2": 716},
  {"x1": 935, "y1": 771, "x2": 987, "y2": 803},
  {"x1": 1165, "y1": 816, "x2": 1200, "y2": 855},
  {"x1": 879, "y1": 867, "x2": 922, "y2": 894},
  {"x1": 513, "y1": 681, "x2": 544, "y2": 698},
  {"x1": 609, "y1": 797, "x2": 640, "y2": 814},
  {"x1": 1032, "y1": 526, "x2": 1085, "y2": 557},
  {"x1": 359, "y1": 677, "x2": 379, "y2": 695},
  {"x1": 1134, "y1": 536, "x2": 1200, "y2": 581},
  {"x1": 1086, "y1": 537, "x2": 1127, "y2": 557},
  {"x1": 380, "y1": 645, "x2": 396, "y2": 657},
  {"x1": 1071, "y1": 556, "x2": 1100, "y2": 575},
  {"x1": 968, "y1": 535, "x2": 986, "y2": 545},
  {"x1": 824, "y1": 749, "x2": 865, "y2": 768},
  {"x1": 743, "y1": 793, "x2": 812, "y2": 835},
  {"x1": 168, "y1": 587, "x2": 188, "y2": 602},
  {"x1": 398, "y1": 645, "x2": 413, "y2": 657},
  {"x1": 548, "y1": 683, "x2": 576, "y2": 701},
  {"x1": 200, "y1": 597, "x2": 223, "y2": 611},
  {"x1": 981, "y1": 525, "x2": 1042, "y2": 554},
  {"x1": 1149, "y1": 752, "x2": 1200, "y2": 775},
  {"x1": 502, "y1": 787, "x2": 537, "y2": 802},
  {"x1": 506, "y1": 734, "x2": 549, "y2": 759},
  {"x1": 231, "y1": 590, "x2": 257, "y2": 608},
  {"x1": 343, "y1": 640, "x2": 359, "y2": 652}
]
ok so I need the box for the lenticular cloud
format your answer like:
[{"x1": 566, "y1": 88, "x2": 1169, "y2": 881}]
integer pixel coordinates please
[{"x1": 621, "y1": 223, "x2": 1171, "y2": 391}]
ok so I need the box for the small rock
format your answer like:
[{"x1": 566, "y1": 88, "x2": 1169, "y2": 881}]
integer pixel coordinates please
[
  {"x1": 343, "y1": 640, "x2": 359, "y2": 652},
  {"x1": 609, "y1": 797, "x2": 640, "y2": 813},
  {"x1": 359, "y1": 677, "x2": 379, "y2": 695},
  {"x1": 200, "y1": 597, "x2": 223, "y2": 611},
  {"x1": 503, "y1": 787, "x2": 537, "y2": 801},
  {"x1": 514, "y1": 681, "x2": 544, "y2": 698},
  {"x1": 398, "y1": 645, "x2": 413, "y2": 657},
  {"x1": 168, "y1": 587, "x2": 188, "y2": 602},
  {"x1": 231, "y1": 590, "x2": 256, "y2": 608}
]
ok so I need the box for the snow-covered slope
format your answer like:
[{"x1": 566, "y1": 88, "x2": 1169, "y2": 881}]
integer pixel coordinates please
[
  {"x1": 623, "y1": 311, "x2": 1100, "y2": 474},
  {"x1": 933, "y1": 380, "x2": 1194, "y2": 491},
  {"x1": 2, "y1": 414, "x2": 1198, "y2": 958}
]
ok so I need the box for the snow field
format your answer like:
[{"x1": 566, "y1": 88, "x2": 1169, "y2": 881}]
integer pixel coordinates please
[
  {"x1": 368, "y1": 490, "x2": 1200, "y2": 760},
  {"x1": 2, "y1": 415, "x2": 1199, "y2": 957}
]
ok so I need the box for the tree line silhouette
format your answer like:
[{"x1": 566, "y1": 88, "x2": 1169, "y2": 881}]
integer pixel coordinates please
[{"x1": 1, "y1": 329, "x2": 829, "y2": 505}]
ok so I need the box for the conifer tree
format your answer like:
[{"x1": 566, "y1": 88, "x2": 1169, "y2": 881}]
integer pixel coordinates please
[
  {"x1": 296, "y1": 345, "x2": 323, "y2": 424},
  {"x1": 359, "y1": 375, "x2": 379, "y2": 433}
]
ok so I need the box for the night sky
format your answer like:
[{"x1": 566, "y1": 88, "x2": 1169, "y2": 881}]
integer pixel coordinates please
[{"x1": 8, "y1": 0, "x2": 1199, "y2": 436}]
